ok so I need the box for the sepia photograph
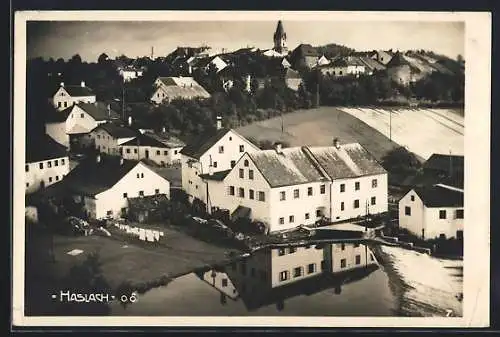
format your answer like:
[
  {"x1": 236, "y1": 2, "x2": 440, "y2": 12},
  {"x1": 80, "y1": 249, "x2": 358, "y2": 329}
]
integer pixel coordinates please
[{"x1": 12, "y1": 10, "x2": 490, "y2": 327}]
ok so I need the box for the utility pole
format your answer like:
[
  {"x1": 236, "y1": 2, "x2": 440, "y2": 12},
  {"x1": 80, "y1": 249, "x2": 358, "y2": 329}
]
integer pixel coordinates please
[{"x1": 389, "y1": 110, "x2": 392, "y2": 142}]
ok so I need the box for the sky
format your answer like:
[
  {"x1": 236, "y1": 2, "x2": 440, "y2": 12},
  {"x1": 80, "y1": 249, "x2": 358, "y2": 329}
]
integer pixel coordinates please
[{"x1": 27, "y1": 20, "x2": 464, "y2": 62}]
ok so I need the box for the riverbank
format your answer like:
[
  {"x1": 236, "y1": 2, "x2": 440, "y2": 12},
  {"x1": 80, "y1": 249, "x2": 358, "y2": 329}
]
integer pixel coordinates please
[{"x1": 372, "y1": 244, "x2": 463, "y2": 317}]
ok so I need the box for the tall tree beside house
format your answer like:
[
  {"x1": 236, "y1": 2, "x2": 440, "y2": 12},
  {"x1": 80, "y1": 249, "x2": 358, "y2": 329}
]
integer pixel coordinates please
[{"x1": 98, "y1": 53, "x2": 109, "y2": 64}]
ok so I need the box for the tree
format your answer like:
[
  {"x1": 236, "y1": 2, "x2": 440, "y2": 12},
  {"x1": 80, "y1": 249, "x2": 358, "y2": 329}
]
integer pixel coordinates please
[
  {"x1": 98, "y1": 53, "x2": 109, "y2": 64},
  {"x1": 381, "y1": 146, "x2": 422, "y2": 175}
]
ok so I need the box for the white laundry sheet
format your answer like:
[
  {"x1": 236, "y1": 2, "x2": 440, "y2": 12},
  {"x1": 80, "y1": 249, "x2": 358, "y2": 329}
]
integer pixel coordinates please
[{"x1": 67, "y1": 249, "x2": 84, "y2": 256}]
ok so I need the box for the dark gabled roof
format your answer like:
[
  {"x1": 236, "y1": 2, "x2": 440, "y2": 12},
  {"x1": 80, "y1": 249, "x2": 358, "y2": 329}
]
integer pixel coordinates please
[
  {"x1": 45, "y1": 105, "x2": 74, "y2": 123},
  {"x1": 423, "y1": 154, "x2": 464, "y2": 172},
  {"x1": 61, "y1": 156, "x2": 140, "y2": 196},
  {"x1": 179, "y1": 128, "x2": 231, "y2": 159},
  {"x1": 358, "y1": 56, "x2": 386, "y2": 71},
  {"x1": 78, "y1": 102, "x2": 121, "y2": 121},
  {"x1": 412, "y1": 184, "x2": 464, "y2": 208},
  {"x1": 94, "y1": 122, "x2": 139, "y2": 139},
  {"x1": 59, "y1": 85, "x2": 95, "y2": 97},
  {"x1": 26, "y1": 134, "x2": 68, "y2": 163},
  {"x1": 199, "y1": 169, "x2": 232, "y2": 181},
  {"x1": 386, "y1": 53, "x2": 420, "y2": 73}
]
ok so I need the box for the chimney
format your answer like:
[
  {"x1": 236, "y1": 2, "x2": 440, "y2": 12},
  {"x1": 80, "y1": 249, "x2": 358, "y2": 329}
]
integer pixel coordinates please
[
  {"x1": 81, "y1": 81, "x2": 86, "y2": 87},
  {"x1": 60, "y1": 82, "x2": 65, "y2": 87},
  {"x1": 275, "y1": 142, "x2": 283, "y2": 154},
  {"x1": 96, "y1": 154, "x2": 101, "y2": 163},
  {"x1": 128, "y1": 116, "x2": 132, "y2": 126},
  {"x1": 216, "y1": 116, "x2": 222, "y2": 130},
  {"x1": 333, "y1": 137, "x2": 341, "y2": 149}
]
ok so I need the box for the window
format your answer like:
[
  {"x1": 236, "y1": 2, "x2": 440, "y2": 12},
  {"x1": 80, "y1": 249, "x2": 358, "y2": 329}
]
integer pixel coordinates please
[
  {"x1": 156, "y1": 150, "x2": 160, "y2": 155},
  {"x1": 354, "y1": 199, "x2": 360, "y2": 209},
  {"x1": 305, "y1": 213, "x2": 310, "y2": 220},
  {"x1": 279, "y1": 217, "x2": 285, "y2": 225},
  {"x1": 195, "y1": 185, "x2": 198, "y2": 189},
  {"x1": 456, "y1": 209, "x2": 464, "y2": 219},
  {"x1": 238, "y1": 188, "x2": 245, "y2": 198},
  {"x1": 278, "y1": 248, "x2": 286, "y2": 256},
  {"x1": 316, "y1": 209, "x2": 322, "y2": 217},
  {"x1": 280, "y1": 191, "x2": 286, "y2": 201},
  {"x1": 137, "y1": 173, "x2": 140, "y2": 178},
  {"x1": 341, "y1": 259, "x2": 347, "y2": 268},
  {"x1": 213, "y1": 162, "x2": 218, "y2": 168},
  {"x1": 54, "y1": 160, "x2": 58, "y2": 166},
  {"x1": 97, "y1": 135, "x2": 101, "y2": 139},
  {"x1": 155, "y1": 189, "x2": 159, "y2": 194},
  {"x1": 26, "y1": 183, "x2": 29, "y2": 187},
  {"x1": 243, "y1": 159, "x2": 249, "y2": 167},
  {"x1": 289, "y1": 215, "x2": 295, "y2": 223},
  {"x1": 294, "y1": 189, "x2": 299, "y2": 199},
  {"x1": 174, "y1": 150, "x2": 178, "y2": 154},
  {"x1": 293, "y1": 267, "x2": 303, "y2": 278},
  {"x1": 258, "y1": 191, "x2": 265, "y2": 202},
  {"x1": 218, "y1": 146, "x2": 224, "y2": 153},
  {"x1": 230, "y1": 160, "x2": 236, "y2": 168},
  {"x1": 164, "y1": 150, "x2": 168, "y2": 155},
  {"x1": 341, "y1": 243, "x2": 345, "y2": 250},
  {"x1": 439, "y1": 210, "x2": 447, "y2": 219},
  {"x1": 279, "y1": 271, "x2": 289, "y2": 282},
  {"x1": 123, "y1": 193, "x2": 128, "y2": 198},
  {"x1": 61, "y1": 159, "x2": 65, "y2": 165},
  {"x1": 249, "y1": 189, "x2": 255, "y2": 200},
  {"x1": 307, "y1": 263, "x2": 316, "y2": 274},
  {"x1": 372, "y1": 179, "x2": 378, "y2": 188},
  {"x1": 80, "y1": 113, "x2": 84, "y2": 118},
  {"x1": 239, "y1": 145, "x2": 244, "y2": 152},
  {"x1": 249, "y1": 170, "x2": 254, "y2": 180},
  {"x1": 107, "y1": 210, "x2": 113, "y2": 216},
  {"x1": 126, "y1": 148, "x2": 131, "y2": 154},
  {"x1": 239, "y1": 169, "x2": 244, "y2": 178},
  {"x1": 141, "y1": 173, "x2": 144, "y2": 178},
  {"x1": 229, "y1": 136, "x2": 232, "y2": 141},
  {"x1": 49, "y1": 177, "x2": 53, "y2": 183},
  {"x1": 134, "y1": 149, "x2": 138, "y2": 154},
  {"x1": 340, "y1": 184, "x2": 345, "y2": 192},
  {"x1": 222, "y1": 279, "x2": 228, "y2": 287},
  {"x1": 229, "y1": 186, "x2": 235, "y2": 195},
  {"x1": 55, "y1": 175, "x2": 59, "y2": 181},
  {"x1": 411, "y1": 195, "x2": 415, "y2": 201},
  {"x1": 47, "y1": 161, "x2": 52, "y2": 168},
  {"x1": 25, "y1": 165, "x2": 29, "y2": 172},
  {"x1": 371, "y1": 197, "x2": 376, "y2": 205},
  {"x1": 341, "y1": 202, "x2": 345, "y2": 211},
  {"x1": 57, "y1": 102, "x2": 61, "y2": 108},
  {"x1": 354, "y1": 242, "x2": 360, "y2": 248},
  {"x1": 308, "y1": 187, "x2": 313, "y2": 196},
  {"x1": 139, "y1": 191, "x2": 144, "y2": 197},
  {"x1": 64, "y1": 102, "x2": 67, "y2": 107},
  {"x1": 405, "y1": 206, "x2": 411, "y2": 216},
  {"x1": 355, "y1": 255, "x2": 361, "y2": 265},
  {"x1": 355, "y1": 182, "x2": 360, "y2": 190},
  {"x1": 289, "y1": 247, "x2": 297, "y2": 253},
  {"x1": 320, "y1": 184, "x2": 326, "y2": 194}
]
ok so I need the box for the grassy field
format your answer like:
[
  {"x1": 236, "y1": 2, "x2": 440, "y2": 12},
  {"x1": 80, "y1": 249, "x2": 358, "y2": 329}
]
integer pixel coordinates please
[{"x1": 237, "y1": 107, "x2": 401, "y2": 162}]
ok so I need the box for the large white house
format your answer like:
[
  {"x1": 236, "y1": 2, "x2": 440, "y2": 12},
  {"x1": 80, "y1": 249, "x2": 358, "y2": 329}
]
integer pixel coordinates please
[
  {"x1": 120, "y1": 130, "x2": 186, "y2": 166},
  {"x1": 180, "y1": 118, "x2": 260, "y2": 206},
  {"x1": 45, "y1": 102, "x2": 121, "y2": 150},
  {"x1": 25, "y1": 135, "x2": 70, "y2": 194},
  {"x1": 398, "y1": 184, "x2": 464, "y2": 240},
  {"x1": 58, "y1": 155, "x2": 170, "y2": 219},
  {"x1": 317, "y1": 56, "x2": 366, "y2": 77},
  {"x1": 150, "y1": 77, "x2": 211, "y2": 104},
  {"x1": 90, "y1": 122, "x2": 138, "y2": 156},
  {"x1": 51, "y1": 82, "x2": 96, "y2": 111},
  {"x1": 201, "y1": 140, "x2": 388, "y2": 233}
]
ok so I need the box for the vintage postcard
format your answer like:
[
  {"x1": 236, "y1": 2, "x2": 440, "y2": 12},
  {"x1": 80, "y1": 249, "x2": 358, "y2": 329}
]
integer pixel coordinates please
[{"x1": 12, "y1": 10, "x2": 490, "y2": 328}]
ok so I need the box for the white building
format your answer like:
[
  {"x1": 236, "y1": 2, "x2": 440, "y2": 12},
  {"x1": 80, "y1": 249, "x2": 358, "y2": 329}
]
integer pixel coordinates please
[
  {"x1": 120, "y1": 130, "x2": 186, "y2": 166},
  {"x1": 59, "y1": 155, "x2": 170, "y2": 219},
  {"x1": 51, "y1": 82, "x2": 96, "y2": 111},
  {"x1": 91, "y1": 122, "x2": 138, "y2": 157},
  {"x1": 201, "y1": 140, "x2": 388, "y2": 233},
  {"x1": 45, "y1": 102, "x2": 121, "y2": 150},
  {"x1": 150, "y1": 77, "x2": 211, "y2": 104},
  {"x1": 119, "y1": 66, "x2": 144, "y2": 82},
  {"x1": 318, "y1": 56, "x2": 366, "y2": 77},
  {"x1": 398, "y1": 184, "x2": 464, "y2": 240},
  {"x1": 25, "y1": 135, "x2": 70, "y2": 194},
  {"x1": 180, "y1": 118, "x2": 260, "y2": 206}
]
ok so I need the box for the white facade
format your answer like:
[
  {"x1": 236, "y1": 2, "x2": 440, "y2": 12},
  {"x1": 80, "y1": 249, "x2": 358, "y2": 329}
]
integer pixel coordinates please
[
  {"x1": 398, "y1": 189, "x2": 464, "y2": 240},
  {"x1": 52, "y1": 85, "x2": 96, "y2": 111},
  {"x1": 25, "y1": 156, "x2": 70, "y2": 194},
  {"x1": 320, "y1": 64, "x2": 366, "y2": 77},
  {"x1": 91, "y1": 128, "x2": 136, "y2": 157},
  {"x1": 45, "y1": 122, "x2": 69, "y2": 148},
  {"x1": 121, "y1": 144, "x2": 183, "y2": 166},
  {"x1": 181, "y1": 130, "x2": 260, "y2": 205},
  {"x1": 119, "y1": 69, "x2": 144, "y2": 82},
  {"x1": 85, "y1": 162, "x2": 170, "y2": 219},
  {"x1": 65, "y1": 105, "x2": 107, "y2": 135},
  {"x1": 207, "y1": 56, "x2": 228, "y2": 73}
]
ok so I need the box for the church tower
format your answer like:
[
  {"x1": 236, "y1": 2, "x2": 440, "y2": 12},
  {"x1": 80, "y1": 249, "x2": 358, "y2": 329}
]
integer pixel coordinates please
[{"x1": 273, "y1": 20, "x2": 287, "y2": 54}]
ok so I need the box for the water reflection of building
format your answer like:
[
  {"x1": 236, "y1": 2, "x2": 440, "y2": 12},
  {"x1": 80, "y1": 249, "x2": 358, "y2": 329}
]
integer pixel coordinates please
[{"x1": 196, "y1": 242, "x2": 378, "y2": 311}]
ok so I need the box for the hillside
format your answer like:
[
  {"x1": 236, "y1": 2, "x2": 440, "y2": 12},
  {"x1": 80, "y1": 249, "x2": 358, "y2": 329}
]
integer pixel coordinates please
[{"x1": 314, "y1": 43, "x2": 356, "y2": 58}]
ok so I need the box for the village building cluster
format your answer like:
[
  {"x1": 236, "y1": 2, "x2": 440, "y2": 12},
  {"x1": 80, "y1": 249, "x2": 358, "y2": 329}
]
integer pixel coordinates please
[{"x1": 26, "y1": 20, "x2": 464, "y2": 240}]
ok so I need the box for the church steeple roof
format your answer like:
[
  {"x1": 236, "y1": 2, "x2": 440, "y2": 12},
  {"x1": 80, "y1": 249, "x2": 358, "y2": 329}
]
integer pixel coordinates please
[{"x1": 274, "y1": 20, "x2": 286, "y2": 40}]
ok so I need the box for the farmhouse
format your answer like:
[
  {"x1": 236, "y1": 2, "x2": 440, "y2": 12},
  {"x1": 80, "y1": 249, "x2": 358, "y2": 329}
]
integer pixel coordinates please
[
  {"x1": 58, "y1": 155, "x2": 170, "y2": 220},
  {"x1": 51, "y1": 81, "x2": 96, "y2": 111},
  {"x1": 91, "y1": 121, "x2": 138, "y2": 157},
  {"x1": 26, "y1": 135, "x2": 70, "y2": 194},
  {"x1": 180, "y1": 117, "x2": 260, "y2": 207},
  {"x1": 45, "y1": 102, "x2": 121, "y2": 150},
  {"x1": 118, "y1": 65, "x2": 144, "y2": 82},
  {"x1": 203, "y1": 139, "x2": 388, "y2": 233},
  {"x1": 120, "y1": 130, "x2": 186, "y2": 166},
  {"x1": 398, "y1": 183, "x2": 464, "y2": 240},
  {"x1": 150, "y1": 77, "x2": 211, "y2": 104},
  {"x1": 317, "y1": 56, "x2": 366, "y2": 77},
  {"x1": 385, "y1": 52, "x2": 422, "y2": 86}
]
